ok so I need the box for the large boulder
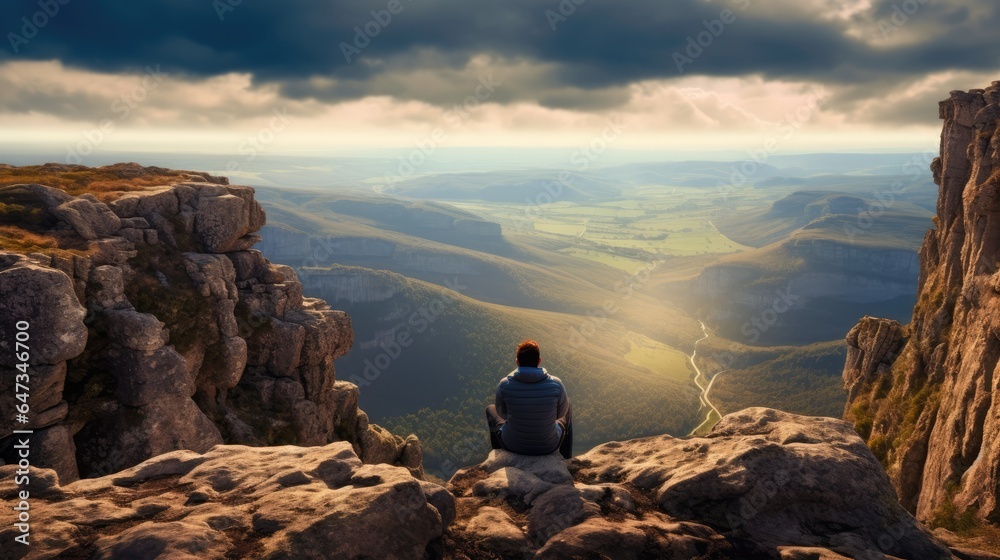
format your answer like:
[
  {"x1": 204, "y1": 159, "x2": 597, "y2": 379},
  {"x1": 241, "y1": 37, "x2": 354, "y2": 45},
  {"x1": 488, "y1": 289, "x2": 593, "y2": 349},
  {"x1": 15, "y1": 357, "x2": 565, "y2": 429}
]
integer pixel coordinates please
[
  {"x1": 0, "y1": 261, "x2": 87, "y2": 366},
  {"x1": 104, "y1": 308, "x2": 169, "y2": 352},
  {"x1": 579, "y1": 408, "x2": 946, "y2": 558},
  {"x1": 109, "y1": 346, "x2": 192, "y2": 407},
  {"x1": 51, "y1": 195, "x2": 121, "y2": 240},
  {"x1": 193, "y1": 189, "x2": 264, "y2": 253},
  {"x1": 74, "y1": 396, "x2": 223, "y2": 478},
  {"x1": 842, "y1": 316, "x2": 905, "y2": 404}
]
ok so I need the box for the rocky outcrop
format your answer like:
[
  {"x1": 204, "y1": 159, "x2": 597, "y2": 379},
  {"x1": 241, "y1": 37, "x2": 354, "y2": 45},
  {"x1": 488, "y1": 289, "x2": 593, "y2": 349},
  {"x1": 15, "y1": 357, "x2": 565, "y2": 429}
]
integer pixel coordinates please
[
  {"x1": 0, "y1": 441, "x2": 452, "y2": 560},
  {"x1": 446, "y1": 408, "x2": 950, "y2": 559},
  {"x1": 2, "y1": 407, "x2": 954, "y2": 559},
  {"x1": 0, "y1": 166, "x2": 422, "y2": 483},
  {"x1": 844, "y1": 83, "x2": 1000, "y2": 527},
  {"x1": 842, "y1": 316, "x2": 906, "y2": 403}
]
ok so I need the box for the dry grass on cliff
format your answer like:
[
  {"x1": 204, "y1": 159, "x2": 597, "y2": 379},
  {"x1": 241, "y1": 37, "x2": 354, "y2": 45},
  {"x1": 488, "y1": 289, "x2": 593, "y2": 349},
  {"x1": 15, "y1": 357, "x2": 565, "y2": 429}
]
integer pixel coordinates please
[
  {"x1": 0, "y1": 225, "x2": 94, "y2": 256},
  {"x1": 0, "y1": 225, "x2": 57, "y2": 251},
  {"x1": 0, "y1": 163, "x2": 189, "y2": 201}
]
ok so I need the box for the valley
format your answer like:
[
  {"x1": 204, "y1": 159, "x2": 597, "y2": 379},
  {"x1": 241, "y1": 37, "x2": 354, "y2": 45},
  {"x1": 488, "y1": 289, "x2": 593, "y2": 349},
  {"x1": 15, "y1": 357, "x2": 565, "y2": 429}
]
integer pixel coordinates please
[{"x1": 249, "y1": 153, "x2": 936, "y2": 476}]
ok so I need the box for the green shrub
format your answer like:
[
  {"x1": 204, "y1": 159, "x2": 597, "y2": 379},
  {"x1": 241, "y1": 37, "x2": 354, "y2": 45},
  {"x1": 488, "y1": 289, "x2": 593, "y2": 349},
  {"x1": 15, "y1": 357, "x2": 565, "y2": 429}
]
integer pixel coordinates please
[{"x1": 931, "y1": 484, "x2": 979, "y2": 534}]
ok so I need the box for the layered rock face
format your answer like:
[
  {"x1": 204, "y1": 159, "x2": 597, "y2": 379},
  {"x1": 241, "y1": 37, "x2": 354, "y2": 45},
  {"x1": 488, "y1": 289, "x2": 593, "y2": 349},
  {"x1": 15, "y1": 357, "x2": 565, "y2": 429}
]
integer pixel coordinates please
[
  {"x1": 446, "y1": 408, "x2": 949, "y2": 559},
  {"x1": 0, "y1": 165, "x2": 421, "y2": 483},
  {"x1": 844, "y1": 83, "x2": 1000, "y2": 525}
]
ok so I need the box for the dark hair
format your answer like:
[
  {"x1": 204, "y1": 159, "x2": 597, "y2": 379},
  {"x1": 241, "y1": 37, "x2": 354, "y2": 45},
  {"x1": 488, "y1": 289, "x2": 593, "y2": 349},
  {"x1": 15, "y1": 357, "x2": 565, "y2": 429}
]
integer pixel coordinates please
[{"x1": 516, "y1": 340, "x2": 540, "y2": 367}]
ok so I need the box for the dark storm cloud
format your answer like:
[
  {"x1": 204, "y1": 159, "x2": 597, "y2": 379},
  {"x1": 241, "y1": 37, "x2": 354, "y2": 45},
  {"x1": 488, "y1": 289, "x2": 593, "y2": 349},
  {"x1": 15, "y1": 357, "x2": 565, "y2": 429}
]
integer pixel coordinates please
[{"x1": 1, "y1": 0, "x2": 998, "y2": 110}]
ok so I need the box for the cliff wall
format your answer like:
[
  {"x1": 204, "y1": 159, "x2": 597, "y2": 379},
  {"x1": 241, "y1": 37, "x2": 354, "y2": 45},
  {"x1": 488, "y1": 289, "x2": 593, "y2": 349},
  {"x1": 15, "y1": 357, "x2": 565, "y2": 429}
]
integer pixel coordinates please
[
  {"x1": 0, "y1": 164, "x2": 422, "y2": 483},
  {"x1": 844, "y1": 83, "x2": 1000, "y2": 526}
]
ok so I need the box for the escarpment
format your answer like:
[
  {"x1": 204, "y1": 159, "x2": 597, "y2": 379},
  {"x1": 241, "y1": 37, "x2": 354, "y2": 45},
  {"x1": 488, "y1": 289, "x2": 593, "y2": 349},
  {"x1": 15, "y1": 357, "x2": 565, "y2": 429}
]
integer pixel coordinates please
[
  {"x1": 844, "y1": 83, "x2": 1000, "y2": 527},
  {"x1": 0, "y1": 163, "x2": 422, "y2": 483}
]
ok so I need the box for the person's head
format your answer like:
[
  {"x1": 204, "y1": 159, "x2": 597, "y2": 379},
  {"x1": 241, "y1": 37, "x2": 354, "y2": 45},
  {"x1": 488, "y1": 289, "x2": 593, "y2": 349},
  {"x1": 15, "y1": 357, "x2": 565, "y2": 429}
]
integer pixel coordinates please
[{"x1": 516, "y1": 339, "x2": 541, "y2": 367}]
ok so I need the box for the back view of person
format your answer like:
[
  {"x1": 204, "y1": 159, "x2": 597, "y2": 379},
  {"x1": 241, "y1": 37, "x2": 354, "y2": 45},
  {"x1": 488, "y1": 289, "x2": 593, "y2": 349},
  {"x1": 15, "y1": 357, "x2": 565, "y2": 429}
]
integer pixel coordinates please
[{"x1": 486, "y1": 340, "x2": 572, "y2": 459}]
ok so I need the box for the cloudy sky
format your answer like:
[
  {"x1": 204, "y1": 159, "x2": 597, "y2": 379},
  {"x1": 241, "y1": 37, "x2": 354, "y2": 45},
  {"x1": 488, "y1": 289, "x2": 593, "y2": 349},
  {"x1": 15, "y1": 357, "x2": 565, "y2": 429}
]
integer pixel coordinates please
[{"x1": 1, "y1": 0, "x2": 997, "y2": 159}]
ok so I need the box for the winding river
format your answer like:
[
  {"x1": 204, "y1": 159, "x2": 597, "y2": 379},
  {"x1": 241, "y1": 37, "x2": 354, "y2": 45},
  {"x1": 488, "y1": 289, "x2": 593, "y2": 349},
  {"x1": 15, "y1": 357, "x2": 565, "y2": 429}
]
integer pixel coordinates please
[{"x1": 688, "y1": 320, "x2": 726, "y2": 436}]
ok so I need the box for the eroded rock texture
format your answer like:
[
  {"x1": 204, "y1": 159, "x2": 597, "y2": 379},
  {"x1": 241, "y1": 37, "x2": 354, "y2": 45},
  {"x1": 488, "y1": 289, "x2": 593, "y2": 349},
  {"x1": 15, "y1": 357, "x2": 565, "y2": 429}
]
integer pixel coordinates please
[
  {"x1": 844, "y1": 83, "x2": 1000, "y2": 525},
  {"x1": 0, "y1": 442, "x2": 450, "y2": 559},
  {"x1": 0, "y1": 166, "x2": 422, "y2": 483}
]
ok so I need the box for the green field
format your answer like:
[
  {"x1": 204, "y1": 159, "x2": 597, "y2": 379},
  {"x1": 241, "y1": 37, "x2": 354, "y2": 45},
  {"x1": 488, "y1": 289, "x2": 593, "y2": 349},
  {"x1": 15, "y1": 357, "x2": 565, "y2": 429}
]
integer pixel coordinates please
[
  {"x1": 452, "y1": 195, "x2": 755, "y2": 269},
  {"x1": 558, "y1": 247, "x2": 652, "y2": 274},
  {"x1": 624, "y1": 331, "x2": 693, "y2": 384},
  {"x1": 534, "y1": 222, "x2": 587, "y2": 236}
]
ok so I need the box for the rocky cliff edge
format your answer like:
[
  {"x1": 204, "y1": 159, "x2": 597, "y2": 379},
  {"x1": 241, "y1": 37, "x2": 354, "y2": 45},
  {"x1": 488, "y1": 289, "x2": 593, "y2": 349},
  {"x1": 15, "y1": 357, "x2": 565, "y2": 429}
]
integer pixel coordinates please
[
  {"x1": 0, "y1": 163, "x2": 422, "y2": 484},
  {"x1": 844, "y1": 82, "x2": 1000, "y2": 533}
]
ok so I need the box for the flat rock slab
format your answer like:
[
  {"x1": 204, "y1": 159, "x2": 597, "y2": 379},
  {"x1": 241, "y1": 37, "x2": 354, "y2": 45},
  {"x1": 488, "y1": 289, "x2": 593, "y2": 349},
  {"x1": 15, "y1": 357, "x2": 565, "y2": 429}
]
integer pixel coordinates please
[{"x1": 480, "y1": 450, "x2": 572, "y2": 484}]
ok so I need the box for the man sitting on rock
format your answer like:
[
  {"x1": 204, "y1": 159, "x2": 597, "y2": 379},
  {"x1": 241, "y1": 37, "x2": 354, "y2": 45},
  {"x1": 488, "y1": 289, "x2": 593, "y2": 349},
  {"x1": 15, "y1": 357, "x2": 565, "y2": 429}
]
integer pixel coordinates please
[{"x1": 486, "y1": 340, "x2": 572, "y2": 459}]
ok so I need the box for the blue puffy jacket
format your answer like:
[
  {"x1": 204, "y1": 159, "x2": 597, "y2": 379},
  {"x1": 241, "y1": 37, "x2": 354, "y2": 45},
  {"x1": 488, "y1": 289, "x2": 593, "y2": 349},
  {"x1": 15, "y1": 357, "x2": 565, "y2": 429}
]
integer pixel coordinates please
[{"x1": 495, "y1": 367, "x2": 570, "y2": 455}]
